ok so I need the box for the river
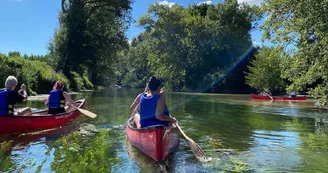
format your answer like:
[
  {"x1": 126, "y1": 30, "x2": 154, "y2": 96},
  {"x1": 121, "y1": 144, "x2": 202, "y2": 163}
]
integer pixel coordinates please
[{"x1": 0, "y1": 89, "x2": 328, "y2": 172}]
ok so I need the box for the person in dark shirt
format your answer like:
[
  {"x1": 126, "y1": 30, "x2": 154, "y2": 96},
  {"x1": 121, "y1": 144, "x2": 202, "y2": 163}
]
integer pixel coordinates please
[
  {"x1": 18, "y1": 84, "x2": 27, "y2": 97},
  {"x1": 0, "y1": 76, "x2": 32, "y2": 116}
]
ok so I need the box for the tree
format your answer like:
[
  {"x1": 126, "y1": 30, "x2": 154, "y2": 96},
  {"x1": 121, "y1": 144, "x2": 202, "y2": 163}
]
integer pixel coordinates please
[
  {"x1": 245, "y1": 47, "x2": 287, "y2": 94},
  {"x1": 7, "y1": 51, "x2": 21, "y2": 57},
  {"x1": 51, "y1": 0, "x2": 132, "y2": 88},
  {"x1": 124, "y1": 0, "x2": 261, "y2": 91},
  {"x1": 261, "y1": 0, "x2": 328, "y2": 106},
  {"x1": 121, "y1": 34, "x2": 152, "y2": 88}
]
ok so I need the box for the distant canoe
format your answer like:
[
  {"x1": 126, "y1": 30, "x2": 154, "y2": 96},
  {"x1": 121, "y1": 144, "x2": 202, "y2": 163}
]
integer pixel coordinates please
[
  {"x1": 250, "y1": 94, "x2": 307, "y2": 100},
  {"x1": 0, "y1": 99, "x2": 85, "y2": 135},
  {"x1": 125, "y1": 117, "x2": 179, "y2": 161}
]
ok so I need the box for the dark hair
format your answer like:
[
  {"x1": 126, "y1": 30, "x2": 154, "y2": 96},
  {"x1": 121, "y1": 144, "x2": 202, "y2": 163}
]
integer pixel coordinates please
[
  {"x1": 53, "y1": 81, "x2": 64, "y2": 90},
  {"x1": 148, "y1": 76, "x2": 161, "y2": 91}
]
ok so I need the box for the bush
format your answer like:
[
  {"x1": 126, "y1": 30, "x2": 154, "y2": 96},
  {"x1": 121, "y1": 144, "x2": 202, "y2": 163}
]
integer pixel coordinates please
[{"x1": 0, "y1": 53, "x2": 69, "y2": 94}]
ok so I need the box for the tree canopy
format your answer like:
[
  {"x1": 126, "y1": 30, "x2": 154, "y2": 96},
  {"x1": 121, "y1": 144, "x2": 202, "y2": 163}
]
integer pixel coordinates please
[
  {"x1": 245, "y1": 0, "x2": 328, "y2": 105},
  {"x1": 122, "y1": 0, "x2": 261, "y2": 91},
  {"x1": 50, "y1": 0, "x2": 132, "y2": 88}
]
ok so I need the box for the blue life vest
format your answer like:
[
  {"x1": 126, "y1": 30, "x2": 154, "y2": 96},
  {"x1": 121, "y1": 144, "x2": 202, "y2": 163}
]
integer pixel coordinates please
[
  {"x1": 0, "y1": 89, "x2": 14, "y2": 116},
  {"x1": 139, "y1": 93, "x2": 169, "y2": 128},
  {"x1": 48, "y1": 90, "x2": 65, "y2": 108}
]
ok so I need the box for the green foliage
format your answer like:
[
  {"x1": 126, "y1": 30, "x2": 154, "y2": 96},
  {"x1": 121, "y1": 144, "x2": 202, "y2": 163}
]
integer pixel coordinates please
[
  {"x1": 83, "y1": 76, "x2": 94, "y2": 89},
  {"x1": 7, "y1": 51, "x2": 21, "y2": 57},
  {"x1": 70, "y1": 71, "x2": 85, "y2": 91},
  {"x1": 261, "y1": 0, "x2": 328, "y2": 105},
  {"x1": 121, "y1": 35, "x2": 152, "y2": 88},
  {"x1": 245, "y1": 47, "x2": 287, "y2": 94},
  {"x1": 50, "y1": 0, "x2": 132, "y2": 87},
  {"x1": 0, "y1": 53, "x2": 69, "y2": 94},
  {"x1": 121, "y1": 0, "x2": 261, "y2": 91}
]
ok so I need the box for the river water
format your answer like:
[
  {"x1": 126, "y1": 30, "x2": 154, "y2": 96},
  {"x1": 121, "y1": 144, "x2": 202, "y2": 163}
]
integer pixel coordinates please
[{"x1": 1, "y1": 89, "x2": 328, "y2": 172}]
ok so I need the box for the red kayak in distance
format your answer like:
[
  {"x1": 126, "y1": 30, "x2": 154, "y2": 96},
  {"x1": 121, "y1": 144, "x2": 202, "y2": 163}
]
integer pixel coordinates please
[
  {"x1": 250, "y1": 94, "x2": 307, "y2": 100},
  {"x1": 0, "y1": 99, "x2": 85, "y2": 135},
  {"x1": 125, "y1": 117, "x2": 179, "y2": 161}
]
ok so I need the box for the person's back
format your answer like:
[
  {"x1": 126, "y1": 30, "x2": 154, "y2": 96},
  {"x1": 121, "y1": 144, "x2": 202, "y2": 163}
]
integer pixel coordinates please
[
  {"x1": 47, "y1": 89, "x2": 66, "y2": 114},
  {"x1": 139, "y1": 93, "x2": 169, "y2": 128},
  {"x1": 0, "y1": 89, "x2": 14, "y2": 116},
  {"x1": 46, "y1": 81, "x2": 75, "y2": 115}
]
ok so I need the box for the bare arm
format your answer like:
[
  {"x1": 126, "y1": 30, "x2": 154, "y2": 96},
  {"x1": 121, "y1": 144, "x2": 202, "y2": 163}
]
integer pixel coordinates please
[
  {"x1": 155, "y1": 95, "x2": 176, "y2": 122},
  {"x1": 44, "y1": 96, "x2": 49, "y2": 106},
  {"x1": 63, "y1": 92, "x2": 74, "y2": 104},
  {"x1": 130, "y1": 93, "x2": 142, "y2": 113},
  {"x1": 18, "y1": 89, "x2": 28, "y2": 101}
]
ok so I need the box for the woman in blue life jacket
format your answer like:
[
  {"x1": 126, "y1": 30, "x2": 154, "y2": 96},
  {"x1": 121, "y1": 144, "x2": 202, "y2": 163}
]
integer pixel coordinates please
[
  {"x1": 130, "y1": 76, "x2": 176, "y2": 128},
  {"x1": 0, "y1": 76, "x2": 31, "y2": 116},
  {"x1": 45, "y1": 81, "x2": 74, "y2": 115}
]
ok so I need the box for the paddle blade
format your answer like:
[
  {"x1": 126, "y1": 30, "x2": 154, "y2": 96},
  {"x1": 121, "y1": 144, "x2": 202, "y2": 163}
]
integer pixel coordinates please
[
  {"x1": 186, "y1": 137, "x2": 208, "y2": 161},
  {"x1": 77, "y1": 108, "x2": 97, "y2": 118},
  {"x1": 175, "y1": 123, "x2": 208, "y2": 161}
]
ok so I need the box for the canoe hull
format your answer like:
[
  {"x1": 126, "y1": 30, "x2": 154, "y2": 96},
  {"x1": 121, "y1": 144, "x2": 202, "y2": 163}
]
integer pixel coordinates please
[
  {"x1": 250, "y1": 94, "x2": 307, "y2": 100},
  {"x1": 125, "y1": 118, "x2": 179, "y2": 161},
  {"x1": 0, "y1": 99, "x2": 85, "y2": 135}
]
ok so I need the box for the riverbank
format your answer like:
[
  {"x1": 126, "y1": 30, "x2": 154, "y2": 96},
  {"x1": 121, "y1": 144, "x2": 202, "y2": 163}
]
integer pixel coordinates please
[{"x1": 0, "y1": 53, "x2": 94, "y2": 95}]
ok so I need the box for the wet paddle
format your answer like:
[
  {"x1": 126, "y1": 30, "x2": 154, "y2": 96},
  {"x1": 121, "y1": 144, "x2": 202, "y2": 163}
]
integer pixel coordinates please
[
  {"x1": 174, "y1": 123, "x2": 208, "y2": 161},
  {"x1": 68, "y1": 103, "x2": 97, "y2": 118}
]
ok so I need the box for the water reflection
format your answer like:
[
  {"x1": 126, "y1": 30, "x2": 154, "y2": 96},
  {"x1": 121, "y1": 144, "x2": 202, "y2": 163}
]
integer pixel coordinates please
[{"x1": 0, "y1": 90, "x2": 328, "y2": 172}]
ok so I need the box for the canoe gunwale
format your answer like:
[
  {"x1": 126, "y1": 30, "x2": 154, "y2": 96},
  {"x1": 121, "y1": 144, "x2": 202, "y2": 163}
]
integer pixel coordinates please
[
  {"x1": 3, "y1": 99, "x2": 86, "y2": 118},
  {"x1": 126, "y1": 117, "x2": 177, "y2": 131},
  {"x1": 0, "y1": 99, "x2": 85, "y2": 135}
]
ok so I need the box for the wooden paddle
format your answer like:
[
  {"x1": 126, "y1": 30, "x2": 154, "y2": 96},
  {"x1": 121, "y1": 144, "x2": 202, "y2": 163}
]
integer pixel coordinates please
[
  {"x1": 174, "y1": 123, "x2": 208, "y2": 161},
  {"x1": 264, "y1": 92, "x2": 273, "y2": 100},
  {"x1": 68, "y1": 103, "x2": 97, "y2": 118}
]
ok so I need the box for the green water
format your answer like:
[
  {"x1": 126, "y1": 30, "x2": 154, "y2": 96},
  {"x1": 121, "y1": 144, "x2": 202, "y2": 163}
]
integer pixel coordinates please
[{"x1": 1, "y1": 89, "x2": 328, "y2": 172}]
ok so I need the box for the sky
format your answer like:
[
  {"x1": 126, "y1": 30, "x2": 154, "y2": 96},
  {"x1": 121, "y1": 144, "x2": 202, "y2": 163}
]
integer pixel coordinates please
[{"x1": 0, "y1": 0, "x2": 264, "y2": 55}]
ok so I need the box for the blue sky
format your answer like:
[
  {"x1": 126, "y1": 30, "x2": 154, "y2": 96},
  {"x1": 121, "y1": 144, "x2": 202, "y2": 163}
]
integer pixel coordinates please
[{"x1": 0, "y1": 0, "x2": 263, "y2": 55}]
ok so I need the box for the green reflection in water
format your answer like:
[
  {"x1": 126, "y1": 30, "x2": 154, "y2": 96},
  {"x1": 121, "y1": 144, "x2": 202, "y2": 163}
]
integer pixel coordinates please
[{"x1": 50, "y1": 129, "x2": 121, "y2": 173}]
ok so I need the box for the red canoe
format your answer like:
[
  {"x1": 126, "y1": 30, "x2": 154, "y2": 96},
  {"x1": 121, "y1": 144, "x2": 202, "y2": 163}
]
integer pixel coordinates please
[
  {"x1": 0, "y1": 99, "x2": 85, "y2": 135},
  {"x1": 125, "y1": 117, "x2": 179, "y2": 161},
  {"x1": 250, "y1": 94, "x2": 307, "y2": 100}
]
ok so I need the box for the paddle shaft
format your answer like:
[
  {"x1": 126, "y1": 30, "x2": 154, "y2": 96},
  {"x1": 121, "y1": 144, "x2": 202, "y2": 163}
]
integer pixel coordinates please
[
  {"x1": 68, "y1": 103, "x2": 97, "y2": 118},
  {"x1": 174, "y1": 123, "x2": 189, "y2": 140},
  {"x1": 264, "y1": 92, "x2": 273, "y2": 100}
]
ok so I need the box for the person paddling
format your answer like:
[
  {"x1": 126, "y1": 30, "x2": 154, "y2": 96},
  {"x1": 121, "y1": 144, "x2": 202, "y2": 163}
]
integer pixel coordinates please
[
  {"x1": 289, "y1": 91, "x2": 296, "y2": 98},
  {"x1": 0, "y1": 76, "x2": 32, "y2": 116},
  {"x1": 131, "y1": 76, "x2": 176, "y2": 128},
  {"x1": 263, "y1": 89, "x2": 272, "y2": 96},
  {"x1": 45, "y1": 81, "x2": 74, "y2": 114}
]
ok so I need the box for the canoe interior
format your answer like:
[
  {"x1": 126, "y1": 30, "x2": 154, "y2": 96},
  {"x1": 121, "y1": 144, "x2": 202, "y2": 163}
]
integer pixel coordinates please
[
  {"x1": 125, "y1": 117, "x2": 179, "y2": 161},
  {"x1": 0, "y1": 99, "x2": 85, "y2": 135}
]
